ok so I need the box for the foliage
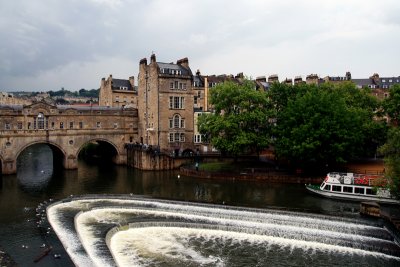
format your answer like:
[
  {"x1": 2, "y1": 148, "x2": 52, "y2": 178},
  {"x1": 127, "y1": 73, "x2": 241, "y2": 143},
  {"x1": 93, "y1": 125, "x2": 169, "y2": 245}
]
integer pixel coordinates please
[
  {"x1": 198, "y1": 79, "x2": 272, "y2": 156},
  {"x1": 48, "y1": 88, "x2": 99, "y2": 98},
  {"x1": 271, "y1": 82, "x2": 384, "y2": 170},
  {"x1": 378, "y1": 127, "x2": 400, "y2": 199},
  {"x1": 383, "y1": 84, "x2": 400, "y2": 125}
]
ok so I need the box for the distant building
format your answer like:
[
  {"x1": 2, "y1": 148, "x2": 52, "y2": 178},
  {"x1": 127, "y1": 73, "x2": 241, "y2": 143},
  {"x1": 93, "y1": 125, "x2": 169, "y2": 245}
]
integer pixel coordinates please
[
  {"x1": 99, "y1": 75, "x2": 137, "y2": 108},
  {"x1": 323, "y1": 71, "x2": 352, "y2": 83},
  {"x1": 0, "y1": 92, "x2": 32, "y2": 105}
]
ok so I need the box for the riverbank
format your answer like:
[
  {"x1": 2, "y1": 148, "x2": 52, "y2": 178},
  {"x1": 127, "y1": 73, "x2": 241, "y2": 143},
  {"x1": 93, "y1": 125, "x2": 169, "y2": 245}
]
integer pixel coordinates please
[
  {"x1": 180, "y1": 167, "x2": 323, "y2": 184},
  {"x1": 0, "y1": 246, "x2": 17, "y2": 267}
]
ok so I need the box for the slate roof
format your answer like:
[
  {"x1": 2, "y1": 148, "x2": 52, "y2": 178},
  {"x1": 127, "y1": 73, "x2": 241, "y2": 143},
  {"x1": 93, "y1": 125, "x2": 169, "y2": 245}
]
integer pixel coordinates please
[
  {"x1": 158, "y1": 62, "x2": 192, "y2": 76},
  {"x1": 351, "y1": 78, "x2": 373, "y2": 87},
  {"x1": 112, "y1": 79, "x2": 133, "y2": 90},
  {"x1": 380, "y1": 77, "x2": 400, "y2": 87}
]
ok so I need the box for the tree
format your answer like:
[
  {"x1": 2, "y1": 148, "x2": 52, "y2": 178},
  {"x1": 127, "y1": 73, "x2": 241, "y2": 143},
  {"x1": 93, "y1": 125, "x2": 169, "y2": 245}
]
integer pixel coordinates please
[
  {"x1": 272, "y1": 84, "x2": 370, "y2": 171},
  {"x1": 379, "y1": 84, "x2": 400, "y2": 198},
  {"x1": 378, "y1": 127, "x2": 400, "y2": 199},
  {"x1": 383, "y1": 84, "x2": 400, "y2": 125},
  {"x1": 198, "y1": 79, "x2": 272, "y2": 156}
]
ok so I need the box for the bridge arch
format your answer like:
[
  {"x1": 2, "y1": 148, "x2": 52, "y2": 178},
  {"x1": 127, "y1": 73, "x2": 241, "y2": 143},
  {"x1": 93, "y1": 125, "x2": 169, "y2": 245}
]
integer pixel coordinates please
[
  {"x1": 77, "y1": 138, "x2": 121, "y2": 164},
  {"x1": 15, "y1": 141, "x2": 67, "y2": 172}
]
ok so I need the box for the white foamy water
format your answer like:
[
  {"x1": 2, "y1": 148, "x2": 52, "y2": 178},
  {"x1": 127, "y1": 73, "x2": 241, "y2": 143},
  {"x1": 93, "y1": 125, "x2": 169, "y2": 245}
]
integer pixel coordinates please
[
  {"x1": 47, "y1": 196, "x2": 400, "y2": 267},
  {"x1": 110, "y1": 226, "x2": 399, "y2": 267}
]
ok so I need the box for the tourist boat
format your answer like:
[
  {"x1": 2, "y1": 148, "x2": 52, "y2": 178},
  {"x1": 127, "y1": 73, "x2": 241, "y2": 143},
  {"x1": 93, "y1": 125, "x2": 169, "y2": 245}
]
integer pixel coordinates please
[{"x1": 305, "y1": 172, "x2": 399, "y2": 204}]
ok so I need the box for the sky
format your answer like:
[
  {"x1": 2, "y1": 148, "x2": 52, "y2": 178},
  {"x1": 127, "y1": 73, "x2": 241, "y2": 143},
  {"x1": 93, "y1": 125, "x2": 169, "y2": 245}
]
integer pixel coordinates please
[{"x1": 1, "y1": 0, "x2": 400, "y2": 91}]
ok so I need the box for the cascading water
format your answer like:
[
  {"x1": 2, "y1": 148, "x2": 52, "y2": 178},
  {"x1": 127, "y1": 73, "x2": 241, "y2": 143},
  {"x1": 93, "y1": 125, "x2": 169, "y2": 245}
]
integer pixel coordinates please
[{"x1": 47, "y1": 195, "x2": 400, "y2": 267}]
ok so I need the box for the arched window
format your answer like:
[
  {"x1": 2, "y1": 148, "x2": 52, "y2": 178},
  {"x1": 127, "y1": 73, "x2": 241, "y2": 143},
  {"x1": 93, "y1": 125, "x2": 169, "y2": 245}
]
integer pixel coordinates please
[
  {"x1": 173, "y1": 114, "x2": 180, "y2": 128},
  {"x1": 37, "y1": 113, "x2": 45, "y2": 129}
]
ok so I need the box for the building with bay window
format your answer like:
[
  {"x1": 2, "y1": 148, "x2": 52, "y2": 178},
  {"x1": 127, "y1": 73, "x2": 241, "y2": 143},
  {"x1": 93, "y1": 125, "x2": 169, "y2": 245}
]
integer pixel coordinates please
[{"x1": 137, "y1": 54, "x2": 194, "y2": 155}]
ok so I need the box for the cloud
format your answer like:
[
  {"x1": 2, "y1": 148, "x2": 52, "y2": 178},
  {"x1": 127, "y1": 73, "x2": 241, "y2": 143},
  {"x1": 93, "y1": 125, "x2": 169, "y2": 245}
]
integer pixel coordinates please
[{"x1": 0, "y1": 0, "x2": 399, "y2": 91}]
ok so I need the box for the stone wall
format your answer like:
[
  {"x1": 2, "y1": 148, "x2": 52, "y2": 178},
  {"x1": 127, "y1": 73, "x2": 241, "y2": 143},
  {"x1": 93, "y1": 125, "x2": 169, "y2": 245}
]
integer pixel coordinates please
[{"x1": 126, "y1": 146, "x2": 192, "y2": 170}]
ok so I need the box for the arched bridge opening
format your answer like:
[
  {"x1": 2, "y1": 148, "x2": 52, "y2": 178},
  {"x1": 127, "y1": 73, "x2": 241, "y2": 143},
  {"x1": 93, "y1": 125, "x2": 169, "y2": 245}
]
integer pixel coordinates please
[
  {"x1": 15, "y1": 143, "x2": 66, "y2": 188},
  {"x1": 78, "y1": 140, "x2": 119, "y2": 166}
]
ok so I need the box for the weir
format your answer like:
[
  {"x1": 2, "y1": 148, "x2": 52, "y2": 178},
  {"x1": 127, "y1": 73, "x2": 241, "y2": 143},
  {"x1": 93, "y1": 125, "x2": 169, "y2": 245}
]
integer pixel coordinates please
[{"x1": 47, "y1": 195, "x2": 400, "y2": 267}]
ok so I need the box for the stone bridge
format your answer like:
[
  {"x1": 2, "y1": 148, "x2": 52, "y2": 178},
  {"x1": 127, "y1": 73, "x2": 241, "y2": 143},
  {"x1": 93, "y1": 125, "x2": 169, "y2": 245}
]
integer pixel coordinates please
[{"x1": 0, "y1": 102, "x2": 138, "y2": 175}]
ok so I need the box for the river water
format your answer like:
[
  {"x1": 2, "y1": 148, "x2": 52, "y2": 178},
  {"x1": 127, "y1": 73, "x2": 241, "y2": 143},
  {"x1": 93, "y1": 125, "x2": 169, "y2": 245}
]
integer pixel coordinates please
[{"x1": 0, "y1": 144, "x2": 399, "y2": 266}]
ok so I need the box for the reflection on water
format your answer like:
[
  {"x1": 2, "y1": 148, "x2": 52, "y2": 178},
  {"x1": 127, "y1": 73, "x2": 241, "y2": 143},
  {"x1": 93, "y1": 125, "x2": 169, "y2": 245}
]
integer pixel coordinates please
[
  {"x1": 17, "y1": 144, "x2": 54, "y2": 191},
  {"x1": 0, "y1": 144, "x2": 398, "y2": 267}
]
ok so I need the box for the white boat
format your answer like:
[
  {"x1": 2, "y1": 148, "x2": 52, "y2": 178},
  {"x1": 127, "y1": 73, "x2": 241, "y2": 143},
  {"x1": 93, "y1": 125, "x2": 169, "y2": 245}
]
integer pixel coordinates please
[{"x1": 305, "y1": 172, "x2": 399, "y2": 204}]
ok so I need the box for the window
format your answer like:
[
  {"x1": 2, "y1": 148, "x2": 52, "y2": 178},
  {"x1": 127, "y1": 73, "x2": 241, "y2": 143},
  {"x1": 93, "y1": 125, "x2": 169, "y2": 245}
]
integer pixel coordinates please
[
  {"x1": 323, "y1": 184, "x2": 331, "y2": 191},
  {"x1": 79, "y1": 122, "x2": 83, "y2": 129},
  {"x1": 343, "y1": 186, "x2": 353, "y2": 193},
  {"x1": 194, "y1": 96, "x2": 198, "y2": 105},
  {"x1": 17, "y1": 122, "x2": 22, "y2": 130},
  {"x1": 28, "y1": 122, "x2": 31, "y2": 129},
  {"x1": 168, "y1": 132, "x2": 185, "y2": 142},
  {"x1": 174, "y1": 115, "x2": 180, "y2": 128},
  {"x1": 96, "y1": 122, "x2": 101, "y2": 128},
  {"x1": 37, "y1": 113, "x2": 45, "y2": 129},
  {"x1": 170, "y1": 82, "x2": 174, "y2": 89},
  {"x1": 366, "y1": 188, "x2": 374, "y2": 195},
  {"x1": 116, "y1": 96, "x2": 119, "y2": 102},
  {"x1": 60, "y1": 122, "x2": 64, "y2": 129},
  {"x1": 332, "y1": 185, "x2": 341, "y2": 192},
  {"x1": 5, "y1": 122, "x2": 11, "y2": 130},
  {"x1": 194, "y1": 134, "x2": 202, "y2": 143},
  {"x1": 175, "y1": 81, "x2": 178, "y2": 89},
  {"x1": 114, "y1": 123, "x2": 118, "y2": 128},
  {"x1": 178, "y1": 82, "x2": 186, "y2": 90},
  {"x1": 69, "y1": 122, "x2": 74, "y2": 129},
  {"x1": 169, "y1": 96, "x2": 185, "y2": 109},
  {"x1": 354, "y1": 187, "x2": 364, "y2": 194},
  {"x1": 51, "y1": 122, "x2": 55, "y2": 128}
]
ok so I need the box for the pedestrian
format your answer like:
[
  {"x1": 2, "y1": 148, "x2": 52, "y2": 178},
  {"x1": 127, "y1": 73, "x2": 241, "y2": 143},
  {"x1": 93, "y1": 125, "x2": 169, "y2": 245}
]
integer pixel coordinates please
[{"x1": 195, "y1": 162, "x2": 199, "y2": 171}]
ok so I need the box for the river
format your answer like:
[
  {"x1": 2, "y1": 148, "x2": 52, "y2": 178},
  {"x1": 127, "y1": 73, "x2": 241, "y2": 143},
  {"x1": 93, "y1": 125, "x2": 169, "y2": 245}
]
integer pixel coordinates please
[{"x1": 0, "y1": 144, "x2": 398, "y2": 266}]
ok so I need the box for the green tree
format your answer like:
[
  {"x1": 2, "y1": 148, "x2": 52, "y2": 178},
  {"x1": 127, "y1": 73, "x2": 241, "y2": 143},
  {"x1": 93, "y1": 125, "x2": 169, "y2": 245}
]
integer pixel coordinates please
[
  {"x1": 379, "y1": 127, "x2": 400, "y2": 199},
  {"x1": 198, "y1": 79, "x2": 272, "y2": 157},
  {"x1": 383, "y1": 84, "x2": 400, "y2": 125},
  {"x1": 273, "y1": 85, "x2": 369, "y2": 170}
]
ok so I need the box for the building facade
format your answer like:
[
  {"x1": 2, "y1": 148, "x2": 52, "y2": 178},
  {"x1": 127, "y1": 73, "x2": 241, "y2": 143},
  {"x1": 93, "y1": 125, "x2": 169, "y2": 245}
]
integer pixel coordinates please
[
  {"x1": 99, "y1": 75, "x2": 137, "y2": 108},
  {"x1": 137, "y1": 54, "x2": 194, "y2": 155}
]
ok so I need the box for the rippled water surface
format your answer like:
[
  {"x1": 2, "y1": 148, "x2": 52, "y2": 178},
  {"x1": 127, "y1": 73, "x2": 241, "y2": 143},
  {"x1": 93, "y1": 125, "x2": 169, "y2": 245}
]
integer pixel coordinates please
[{"x1": 0, "y1": 144, "x2": 399, "y2": 266}]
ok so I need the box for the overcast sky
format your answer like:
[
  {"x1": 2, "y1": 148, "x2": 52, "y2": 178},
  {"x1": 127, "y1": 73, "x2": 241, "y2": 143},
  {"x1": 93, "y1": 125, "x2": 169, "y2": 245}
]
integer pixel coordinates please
[{"x1": 1, "y1": 0, "x2": 399, "y2": 91}]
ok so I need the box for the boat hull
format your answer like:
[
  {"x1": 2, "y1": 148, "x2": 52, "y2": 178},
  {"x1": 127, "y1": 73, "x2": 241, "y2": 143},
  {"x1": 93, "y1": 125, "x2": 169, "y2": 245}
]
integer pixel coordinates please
[{"x1": 305, "y1": 184, "x2": 399, "y2": 205}]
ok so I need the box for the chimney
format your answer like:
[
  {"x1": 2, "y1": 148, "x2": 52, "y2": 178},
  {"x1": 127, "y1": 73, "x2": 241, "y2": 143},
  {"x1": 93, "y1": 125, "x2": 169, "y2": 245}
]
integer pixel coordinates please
[
  {"x1": 139, "y1": 58, "x2": 147, "y2": 65},
  {"x1": 177, "y1": 57, "x2": 189, "y2": 68},
  {"x1": 256, "y1": 76, "x2": 266, "y2": 82},
  {"x1": 129, "y1": 76, "x2": 135, "y2": 88},
  {"x1": 150, "y1": 54, "x2": 156, "y2": 64},
  {"x1": 346, "y1": 71, "x2": 352, "y2": 81}
]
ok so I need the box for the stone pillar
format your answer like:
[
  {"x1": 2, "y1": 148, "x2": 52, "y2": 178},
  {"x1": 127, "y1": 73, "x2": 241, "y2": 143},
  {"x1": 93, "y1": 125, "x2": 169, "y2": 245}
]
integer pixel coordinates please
[
  {"x1": 63, "y1": 155, "x2": 78, "y2": 170},
  {"x1": 113, "y1": 153, "x2": 127, "y2": 165},
  {"x1": 2, "y1": 159, "x2": 17, "y2": 175}
]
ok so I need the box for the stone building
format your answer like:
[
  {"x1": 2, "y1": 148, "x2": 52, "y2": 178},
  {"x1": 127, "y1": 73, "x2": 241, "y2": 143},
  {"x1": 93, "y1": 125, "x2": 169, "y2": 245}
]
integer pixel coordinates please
[
  {"x1": 0, "y1": 102, "x2": 138, "y2": 174},
  {"x1": 137, "y1": 54, "x2": 194, "y2": 155},
  {"x1": 0, "y1": 92, "x2": 32, "y2": 105},
  {"x1": 99, "y1": 75, "x2": 137, "y2": 108}
]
